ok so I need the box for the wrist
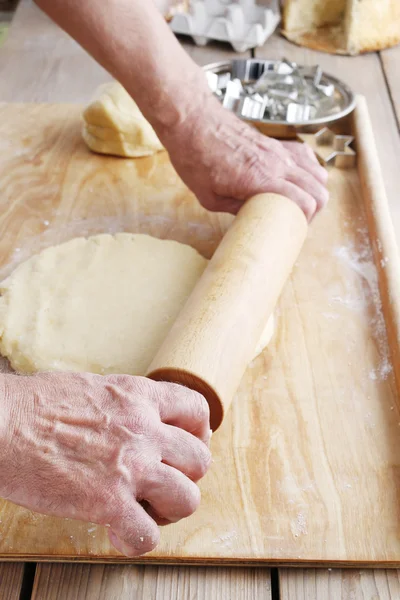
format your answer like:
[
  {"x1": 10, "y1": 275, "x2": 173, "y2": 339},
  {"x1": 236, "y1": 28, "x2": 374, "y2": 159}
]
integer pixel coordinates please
[
  {"x1": 126, "y1": 65, "x2": 213, "y2": 139},
  {"x1": 155, "y1": 85, "x2": 221, "y2": 152}
]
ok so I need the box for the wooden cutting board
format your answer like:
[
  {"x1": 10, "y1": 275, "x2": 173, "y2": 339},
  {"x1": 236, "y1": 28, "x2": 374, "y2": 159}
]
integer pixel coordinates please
[{"x1": 0, "y1": 99, "x2": 400, "y2": 566}]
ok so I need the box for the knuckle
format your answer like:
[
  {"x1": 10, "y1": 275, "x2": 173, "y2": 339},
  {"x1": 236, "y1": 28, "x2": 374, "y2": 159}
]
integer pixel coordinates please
[
  {"x1": 199, "y1": 194, "x2": 218, "y2": 212},
  {"x1": 131, "y1": 376, "x2": 157, "y2": 398},
  {"x1": 321, "y1": 167, "x2": 329, "y2": 182},
  {"x1": 167, "y1": 383, "x2": 209, "y2": 418},
  {"x1": 105, "y1": 374, "x2": 132, "y2": 389},
  {"x1": 316, "y1": 185, "x2": 329, "y2": 207},
  {"x1": 190, "y1": 390, "x2": 210, "y2": 422},
  {"x1": 180, "y1": 484, "x2": 201, "y2": 518},
  {"x1": 127, "y1": 409, "x2": 160, "y2": 436},
  {"x1": 242, "y1": 151, "x2": 264, "y2": 175},
  {"x1": 195, "y1": 444, "x2": 212, "y2": 478},
  {"x1": 305, "y1": 199, "x2": 317, "y2": 221},
  {"x1": 317, "y1": 194, "x2": 329, "y2": 210},
  {"x1": 106, "y1": 375, "x2": 156, "y2": 399},
  {"x1": 303, "y1": 144, "x2": 316, "y2": 160}
]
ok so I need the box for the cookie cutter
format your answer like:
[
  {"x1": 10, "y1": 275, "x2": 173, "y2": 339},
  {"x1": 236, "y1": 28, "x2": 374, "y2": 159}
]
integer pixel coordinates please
[
  {"x1": 203, "y1": 59, "x2": 356, "y2": 136},
  {"x1": 297, "y1": 127, "x2": 356, "y2": 169}
]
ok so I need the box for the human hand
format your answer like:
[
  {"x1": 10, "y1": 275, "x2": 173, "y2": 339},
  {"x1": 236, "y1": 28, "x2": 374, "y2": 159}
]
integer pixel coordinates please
[
  {"x1": 161, "y1": 95, "x2": 329, "y2": 221},
  {"x1": 0, "y1": 372, "x2": 211, "y2": 556}
]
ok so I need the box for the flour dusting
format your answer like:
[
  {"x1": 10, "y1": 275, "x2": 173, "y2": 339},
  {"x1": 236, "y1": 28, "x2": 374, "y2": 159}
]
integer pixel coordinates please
[
  {"x1": 333, "y1": 229, "x2": 392, "y2": 382},
  {"x1": 212, "y1": 530, "x2": 238, "y2": 548},
  {"x1": 290, "y1": 512, "x2": 308, "y2": 538}
]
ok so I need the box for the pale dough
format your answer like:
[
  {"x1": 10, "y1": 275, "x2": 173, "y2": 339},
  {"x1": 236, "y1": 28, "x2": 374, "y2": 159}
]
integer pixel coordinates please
[
  {"x1": 82, "y1": 82, "x2": 164, "y2": 158},
  {"x1": 0, "y1": 234, "x2": 274, "y2": 376}
]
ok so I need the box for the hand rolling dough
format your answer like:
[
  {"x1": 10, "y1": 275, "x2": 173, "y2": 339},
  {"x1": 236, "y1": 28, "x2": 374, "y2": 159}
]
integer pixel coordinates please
[
  {"x1": 82, "y1": 82, "x2": 164, "y2": 158},
  {"x1": 0, "y1": 234, "x2": 274, "y2": 376}
]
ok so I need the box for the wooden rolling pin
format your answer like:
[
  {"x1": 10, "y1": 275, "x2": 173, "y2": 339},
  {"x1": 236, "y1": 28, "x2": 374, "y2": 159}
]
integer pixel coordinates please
[{"x1": 147, "y1": 193, "x2": 308, "y2": 431}]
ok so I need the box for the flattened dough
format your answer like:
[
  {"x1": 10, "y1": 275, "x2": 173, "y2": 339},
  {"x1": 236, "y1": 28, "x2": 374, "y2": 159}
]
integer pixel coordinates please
[
  {"x1": 0, "y1": 234, "x2": 274, "y2": 375},
  {"x1": 82, "y1": 82, "x2": 164, "y2": 158}
]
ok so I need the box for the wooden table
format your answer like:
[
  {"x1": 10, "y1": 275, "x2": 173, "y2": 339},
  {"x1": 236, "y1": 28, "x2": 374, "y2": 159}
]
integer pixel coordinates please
[{"x1": 1, "y1": 1, "x2": 400, "y2": 598}]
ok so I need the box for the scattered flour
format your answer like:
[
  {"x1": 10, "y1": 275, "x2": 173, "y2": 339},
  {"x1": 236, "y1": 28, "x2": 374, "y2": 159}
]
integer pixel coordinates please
[
  {"x1": 212, "y1": 530, "x2": 238, "y2": 548},
  {"x1": 333, "y1": 230, "x2": 392, "y2": 382},
  {"x1": 290, "y1": 512, "x2": 308, "y2": 538}
]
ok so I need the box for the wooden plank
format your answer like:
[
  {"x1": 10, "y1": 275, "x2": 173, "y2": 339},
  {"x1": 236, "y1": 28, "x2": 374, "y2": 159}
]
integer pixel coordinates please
[
  {"x1": 0, "y1": 1, "x2": 246, "y2": 103},
  {"x1": 179, "y1": 36, "x2": 248, "y2": 66},
  {"x1": 381, "y1": 46, "x2": 400, "y2": 131},
  {"x1": 0, "y1": 0, "x2": 112, "y2": 102},
  {"x1": 279, "y1": 569, "x2": 400, "y2": 599},
  {"x1": 0, "y1": 563, "x2": 25, "y2": 600},
  {"x1": 260, "y1": 34, "x2": 400, "y2": 587},
  {"x1": 32, "y1": 564, "x2": 271, "y2": 599},
  {"x1": 255, "y1": 35, "x2": 400, "y2": 245},
  {"x1": 0, "y1": 102, "x2": 400, "y2": 565}
]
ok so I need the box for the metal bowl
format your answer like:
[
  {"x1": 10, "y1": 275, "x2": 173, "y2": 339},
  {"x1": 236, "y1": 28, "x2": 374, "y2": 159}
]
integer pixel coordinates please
[{"x1": 203, "y1": 59, "x2": 356, "y2": 138}]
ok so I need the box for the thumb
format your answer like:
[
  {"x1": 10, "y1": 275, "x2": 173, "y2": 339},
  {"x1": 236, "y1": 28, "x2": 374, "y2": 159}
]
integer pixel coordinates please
[{"x1": 107, "y1": 502, "x2": 160, "y2": 557}]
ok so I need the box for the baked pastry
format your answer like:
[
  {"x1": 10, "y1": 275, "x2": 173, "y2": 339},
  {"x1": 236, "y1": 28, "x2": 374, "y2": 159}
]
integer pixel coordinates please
[{"x1": 282, "y1": 0, "x2": 400, "y2": 55}]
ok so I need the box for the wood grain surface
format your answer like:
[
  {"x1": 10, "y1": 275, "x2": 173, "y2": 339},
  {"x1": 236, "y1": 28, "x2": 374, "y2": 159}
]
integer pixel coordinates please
[
  {"x1": 0, "y1": 101, "x2": 399, "y2": 566},
  {"x1": 381, "y1": 45, "x2": 400, "y2": 130},
  {"x1": 31, "y1": 564, "x2": 272, "y2": 600},
  {"x1": 0, "y1": 563, "x2": 25, "y2": 600},
  {"x1": 0, "y1": 0, "x2": 112, "y2": 102},
  {"x1": 0, "y1": 0, "x2": 244, "y2": 103},
  {"x1": 279, "y1": 569, "x2": 400, "y2": 600},
  {"x1": 254, "y1": 24, "x2": 400, "y2": 599}
]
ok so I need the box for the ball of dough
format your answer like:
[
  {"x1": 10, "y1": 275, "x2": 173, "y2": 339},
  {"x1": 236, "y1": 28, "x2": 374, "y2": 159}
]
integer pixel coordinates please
[
  {"x1": 0, "y1": 234, "x2": 274, "y2": 376},
  {"x1": 82, "y1": 82, "x2": 164, "y2": 158}
]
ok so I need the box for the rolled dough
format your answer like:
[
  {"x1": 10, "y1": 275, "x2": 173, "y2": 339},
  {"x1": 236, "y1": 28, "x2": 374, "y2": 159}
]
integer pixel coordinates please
[
  {"x1": 82, "y1": 82, "x2": 164, "y2": 158},
  {"x1": 0, "y1": 234, "x2": 274, "y2": 376}
]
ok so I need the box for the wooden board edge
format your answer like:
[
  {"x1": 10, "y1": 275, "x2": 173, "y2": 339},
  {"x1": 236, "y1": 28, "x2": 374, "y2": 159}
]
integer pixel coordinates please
[
  {"x1": 4, "y1": 556, "x2": 400, "y2": 568},
  {"x1": 353, "y1": 95, "x2": 400, "y2": 394}
]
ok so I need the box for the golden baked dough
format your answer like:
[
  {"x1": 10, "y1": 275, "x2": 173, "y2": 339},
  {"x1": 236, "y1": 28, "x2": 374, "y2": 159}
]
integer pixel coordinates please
[{"x1": 282, "y1": 0, "x2": 400, "y2": 55}]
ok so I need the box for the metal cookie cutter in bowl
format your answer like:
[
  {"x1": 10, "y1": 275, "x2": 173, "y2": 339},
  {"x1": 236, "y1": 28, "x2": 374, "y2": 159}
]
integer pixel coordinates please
[
  {"x1": 203, "y1": 58, "x2": 356, "y2": 139},
  {"x1": 204, "y1": 58, "x2": 357, "y2": 167}
]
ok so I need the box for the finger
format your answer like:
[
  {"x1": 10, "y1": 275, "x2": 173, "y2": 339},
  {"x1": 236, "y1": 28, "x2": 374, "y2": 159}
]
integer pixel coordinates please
[
  {"x1": 214, "y1": 196, "x2": 244, "y2": 214},
  {"x1": 242, "y1": 127, "x2": 293, "y2": 164},
  {"x1": 108, "y1": 502, "x2": 160, "y2": 557},
  {"x1": 160, "y1": 423, "x2": 211, "y2": 481},
  {"x1": 286, "y1": 167, "x2": 329, "y2": 211},
  {"x1": 281, "y1": 141, "x2": 328, "y2": 185},
  {"x1": 294, "y1": 157, "x2": 328, "y2": 188},
  {"x1": 157, "y1": 383, "x2": 211, "y2": 445},
  {"x1": 199, "y1": 193, "x2": 243, "y2": 214},
  {"x1": 140, "y1": 462, "x2": 201, "y2": 523},
  {"x1": 141, "y1": 500, "x2": 172, "y2": 526},
  {"x1": 281, "y1": 140, "x2": 319, "y2": 164},
  {"x1": 107, "y1": 376, "x2": 211, "y2": 444},
  {"x1": 261, "y1": 178, "x2": 317, "y2": 221}
]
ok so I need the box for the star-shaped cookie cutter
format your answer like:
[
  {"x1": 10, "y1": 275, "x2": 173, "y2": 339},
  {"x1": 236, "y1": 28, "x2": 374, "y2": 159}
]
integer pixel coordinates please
[{"x1": 297, "y1": 127, "x2": 356, "y2": 168}]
